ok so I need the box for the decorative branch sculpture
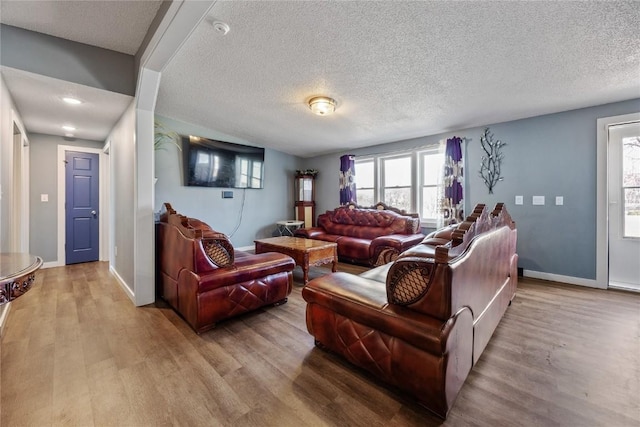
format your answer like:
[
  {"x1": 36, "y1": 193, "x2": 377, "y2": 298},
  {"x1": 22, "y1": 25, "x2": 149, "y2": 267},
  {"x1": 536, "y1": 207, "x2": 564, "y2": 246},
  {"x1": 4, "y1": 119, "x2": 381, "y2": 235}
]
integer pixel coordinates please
[{"x1": 479, "y1": 127, "x2": 505, "y2": 194}]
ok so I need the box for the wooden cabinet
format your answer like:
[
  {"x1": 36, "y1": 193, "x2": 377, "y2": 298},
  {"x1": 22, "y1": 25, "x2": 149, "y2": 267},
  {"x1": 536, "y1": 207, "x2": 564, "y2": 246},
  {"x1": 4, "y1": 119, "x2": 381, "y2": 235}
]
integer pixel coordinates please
[{"x1": 294, "y1": 173, "x2": 316, "y2": 227}]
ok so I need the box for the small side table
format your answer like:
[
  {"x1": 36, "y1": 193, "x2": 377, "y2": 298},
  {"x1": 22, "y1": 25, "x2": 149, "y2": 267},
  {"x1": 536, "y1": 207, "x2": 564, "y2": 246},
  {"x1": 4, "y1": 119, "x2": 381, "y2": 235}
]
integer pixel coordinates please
[
  {"x1": 1, "y1": 253, "x2": 43, "y2": 304},
  {"x1": 276, "y1": 220, "x2": 305, "y2": 236}
]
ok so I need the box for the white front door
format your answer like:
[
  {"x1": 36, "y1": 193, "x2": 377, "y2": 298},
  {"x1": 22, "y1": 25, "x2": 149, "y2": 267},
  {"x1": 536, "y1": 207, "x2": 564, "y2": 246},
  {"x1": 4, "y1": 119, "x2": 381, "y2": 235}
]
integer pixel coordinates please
[{"x1": 608, "y1": 121, "x2": 640, "y2": 290}]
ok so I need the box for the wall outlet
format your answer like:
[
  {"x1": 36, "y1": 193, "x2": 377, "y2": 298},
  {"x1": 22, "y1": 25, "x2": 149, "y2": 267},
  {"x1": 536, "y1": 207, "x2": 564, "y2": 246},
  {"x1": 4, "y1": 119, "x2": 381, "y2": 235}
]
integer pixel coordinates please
[
  {"x1": 555, "y1": 196, "x2": 564, "y2": 205},
  {"x1": 532, "y1": 196, "x2": 545, "y2": 205},
  {"x1": 515, "y1": 195, "x2": 523, "y2": 205},
  {"x1": 222, "y1": 190, "x2": 233, "y2": 199}
]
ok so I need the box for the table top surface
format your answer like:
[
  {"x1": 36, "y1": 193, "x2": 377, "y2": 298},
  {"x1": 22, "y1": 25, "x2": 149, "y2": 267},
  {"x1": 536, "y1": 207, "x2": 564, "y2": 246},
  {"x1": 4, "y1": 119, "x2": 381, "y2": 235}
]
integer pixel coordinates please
[
  {"x1": 255, "y1": 236, "x2": 336, "y2": 251},
  {"x1": 276, "y1": 220, "x2": 305, "y2": 226},
  {"x1": 0, "y1": 252, "x2": 43, "y2": 283}
]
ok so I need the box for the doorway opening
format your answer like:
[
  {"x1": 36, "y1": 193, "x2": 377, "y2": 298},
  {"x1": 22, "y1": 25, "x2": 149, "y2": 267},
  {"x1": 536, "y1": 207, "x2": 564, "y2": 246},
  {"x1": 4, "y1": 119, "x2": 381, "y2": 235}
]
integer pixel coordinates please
[
  {"x1": 56, "y1": 144, "x2": 109, "y2": 266},
  {"x1": 596, "y1": 112, "x2": 640, "y2": 292}
]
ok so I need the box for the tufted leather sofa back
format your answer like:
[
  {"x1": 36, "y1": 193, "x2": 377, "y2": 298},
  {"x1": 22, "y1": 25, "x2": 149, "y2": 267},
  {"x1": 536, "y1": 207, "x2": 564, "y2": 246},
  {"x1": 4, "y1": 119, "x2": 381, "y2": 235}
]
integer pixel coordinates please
[{"x1": 318, "y1": 207, "x2": 420, "y2": 239}]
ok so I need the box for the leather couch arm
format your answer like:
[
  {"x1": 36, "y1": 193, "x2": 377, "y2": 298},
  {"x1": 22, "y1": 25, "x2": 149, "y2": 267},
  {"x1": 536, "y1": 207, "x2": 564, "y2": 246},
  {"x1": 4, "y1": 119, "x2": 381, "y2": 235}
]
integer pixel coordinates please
[
  {"x1": 369, "y1": 233, "x2": 425, "y2": 266},
  {"x1": 371, "y1": 233, "x2": 425, "y2": 251},
  {"x1": 294, "y1": 227, "x2": 326, "y2": 239},
  {"x1": 195, "y1": 252, "x2": 295, "y2": 293}
]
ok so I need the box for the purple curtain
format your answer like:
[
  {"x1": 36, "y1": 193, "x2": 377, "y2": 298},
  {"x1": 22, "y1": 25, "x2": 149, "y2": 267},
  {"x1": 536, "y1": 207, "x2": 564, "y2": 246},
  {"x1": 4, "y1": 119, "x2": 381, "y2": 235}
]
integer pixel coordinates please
[
  {"x1": 442, "y1": 136, "x2": 463, "y2": 225},
  {"x1": 339, "y1": 154, "x2": 357, "y2": 205}
]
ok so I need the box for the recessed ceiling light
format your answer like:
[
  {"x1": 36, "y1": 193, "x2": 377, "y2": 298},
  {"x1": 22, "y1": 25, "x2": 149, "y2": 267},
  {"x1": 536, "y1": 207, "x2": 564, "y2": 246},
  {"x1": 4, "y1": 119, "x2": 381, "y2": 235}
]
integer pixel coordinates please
[
  {"x1": 62, "y1": 125, "x2": 76, "y2": 131},
  {"x1": 62, "y1": 97, "x2": 82, "y2": 105}
]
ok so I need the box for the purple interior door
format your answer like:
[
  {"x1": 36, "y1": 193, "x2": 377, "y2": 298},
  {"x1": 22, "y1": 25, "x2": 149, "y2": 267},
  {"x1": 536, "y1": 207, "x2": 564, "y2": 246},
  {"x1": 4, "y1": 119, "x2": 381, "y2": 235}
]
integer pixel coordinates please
[{"x1": 65, "y1": 151, "x2": 99, "y2": 264}]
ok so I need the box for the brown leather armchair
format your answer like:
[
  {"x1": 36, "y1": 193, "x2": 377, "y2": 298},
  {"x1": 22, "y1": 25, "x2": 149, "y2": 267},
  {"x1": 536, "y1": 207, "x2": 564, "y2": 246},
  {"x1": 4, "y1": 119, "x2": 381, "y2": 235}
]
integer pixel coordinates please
[
  {"x1": 302, "y1": 203, "x2": 517, "y2": 418},
  {"x1": 157, "y1": 203, "x2": 295, "y2": 333}
]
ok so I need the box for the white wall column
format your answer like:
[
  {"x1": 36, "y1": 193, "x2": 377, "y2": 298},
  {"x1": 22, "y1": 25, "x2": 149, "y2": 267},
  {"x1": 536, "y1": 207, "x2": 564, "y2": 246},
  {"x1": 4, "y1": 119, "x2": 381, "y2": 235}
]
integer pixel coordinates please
[{"x1": 132, "y1": 0, "x2": 215, "y2": 306}]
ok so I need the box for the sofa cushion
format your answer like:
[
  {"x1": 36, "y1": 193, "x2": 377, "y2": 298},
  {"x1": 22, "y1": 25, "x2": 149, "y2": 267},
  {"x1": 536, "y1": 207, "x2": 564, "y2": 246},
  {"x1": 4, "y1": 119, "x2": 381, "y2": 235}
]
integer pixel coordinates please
[{"x1": 336, "y1": 237, "x2": 370, "y2": 260}]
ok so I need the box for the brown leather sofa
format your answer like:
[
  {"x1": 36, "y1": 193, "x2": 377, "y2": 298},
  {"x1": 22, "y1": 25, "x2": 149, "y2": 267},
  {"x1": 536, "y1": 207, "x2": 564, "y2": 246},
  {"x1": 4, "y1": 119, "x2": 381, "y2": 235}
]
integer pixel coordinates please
[
  {"x1": 294, "y1": 203, "x2": 424, "y2": 266},
  {"x1": 301, "y1": 203, "x2": 518, "y2": 418},
  {"x1": 157, "y1": 203, "x2": 295, "y2": 333}
]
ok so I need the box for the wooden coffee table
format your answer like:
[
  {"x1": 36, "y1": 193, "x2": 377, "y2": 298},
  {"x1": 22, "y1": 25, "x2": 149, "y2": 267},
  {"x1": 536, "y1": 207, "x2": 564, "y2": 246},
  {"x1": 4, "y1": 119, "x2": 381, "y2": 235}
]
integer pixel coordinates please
[{"x1": 254, "y1": 236, "x2": 337, "y2": 284}]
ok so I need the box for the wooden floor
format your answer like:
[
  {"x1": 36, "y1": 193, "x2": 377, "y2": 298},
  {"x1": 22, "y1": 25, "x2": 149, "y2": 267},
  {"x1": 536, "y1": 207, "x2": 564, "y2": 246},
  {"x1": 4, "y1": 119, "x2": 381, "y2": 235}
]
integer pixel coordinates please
[{"x1": 1, "y1": 261, "x2": 639, "y2": 426}]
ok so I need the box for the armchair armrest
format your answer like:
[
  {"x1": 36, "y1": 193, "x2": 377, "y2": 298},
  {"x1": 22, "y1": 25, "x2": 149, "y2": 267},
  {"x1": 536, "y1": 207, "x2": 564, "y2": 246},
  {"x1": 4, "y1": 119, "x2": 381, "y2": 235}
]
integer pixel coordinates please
[
  {"x1": 372, "y1": 233, "x2": 425, "y2": 250},
  {"x1": 294, "y1": 227, "x2": 326, "y2": 239},
  {"x1": 369, "y1": 233, "x2": 425, "y2": 266}
]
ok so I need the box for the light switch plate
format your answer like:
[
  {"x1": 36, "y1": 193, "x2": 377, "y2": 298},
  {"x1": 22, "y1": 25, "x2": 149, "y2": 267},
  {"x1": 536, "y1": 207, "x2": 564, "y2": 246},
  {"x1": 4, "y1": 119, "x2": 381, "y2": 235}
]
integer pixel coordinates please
[
  {"x1": 515, "y1": 195, "x2": 523, "y2": 205},
  {"x1": 41, "y1": 194, "x2": 49, "y2": 202},
  {"x1": 532, "y1": 196, "x2": 545, "y2": 205},
  {"x1": 555, "y1": 196, "x2": 564, "y2": 205}
]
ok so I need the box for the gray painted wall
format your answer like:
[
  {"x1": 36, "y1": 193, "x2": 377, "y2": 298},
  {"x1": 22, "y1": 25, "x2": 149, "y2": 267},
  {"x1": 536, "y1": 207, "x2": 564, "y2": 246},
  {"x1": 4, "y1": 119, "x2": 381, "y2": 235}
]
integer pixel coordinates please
[
  {"x1": 154, "y1": 115, "x2": 302, "y2": 247},
  {"x1": 303, "y1": 98, "x2": 640, "y2": 280},
  {"x1": 0, "y1": 24, "x2": 135, "y2": 96},
  {"x1": 28, "y1": 134, "x2": 104, "y2": 262}
]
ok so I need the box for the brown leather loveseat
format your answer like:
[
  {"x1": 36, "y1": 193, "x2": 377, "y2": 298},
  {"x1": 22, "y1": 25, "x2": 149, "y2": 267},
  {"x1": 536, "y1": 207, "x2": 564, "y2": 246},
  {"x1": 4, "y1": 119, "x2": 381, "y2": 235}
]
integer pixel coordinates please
[
  {"x1": 157, "y1": 203, "x2": 295, "y2": 333},
  {"x1": 301, "y1": 203, "x2": 517, "y2": 418},
  {"x1": 294, "y1": 203, "x2": 425, "y2": 266}
]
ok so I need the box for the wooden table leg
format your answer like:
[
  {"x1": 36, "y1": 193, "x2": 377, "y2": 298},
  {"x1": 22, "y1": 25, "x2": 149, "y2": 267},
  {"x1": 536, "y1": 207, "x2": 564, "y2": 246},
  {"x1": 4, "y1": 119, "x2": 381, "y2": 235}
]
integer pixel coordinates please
[{"x1": 303, "y1": 264, "x2": 310, "y2": 284}]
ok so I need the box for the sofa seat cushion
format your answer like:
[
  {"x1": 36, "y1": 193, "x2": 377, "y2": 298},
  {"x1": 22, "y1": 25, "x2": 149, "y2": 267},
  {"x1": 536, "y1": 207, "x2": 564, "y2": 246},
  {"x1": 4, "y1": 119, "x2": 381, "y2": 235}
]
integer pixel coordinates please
[
  {"x1": 197, "y1": 252, "x2": 295, "y2": 293},
  {"x1": 303, "y1": 272, "x2": 446, "y2": 355},
  {"x1": 358, "y1": 263, "x2": 392, "y2": 283},
  {"x1": 336, "y1": 237, "x2": 371, "y2": 260}
]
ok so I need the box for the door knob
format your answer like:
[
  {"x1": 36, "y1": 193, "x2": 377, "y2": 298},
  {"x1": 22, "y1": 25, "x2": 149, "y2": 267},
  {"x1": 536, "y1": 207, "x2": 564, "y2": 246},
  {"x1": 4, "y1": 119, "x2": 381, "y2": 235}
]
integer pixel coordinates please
[{"x1": 91, "y1": 210, "x2": 97, "y2": 216}]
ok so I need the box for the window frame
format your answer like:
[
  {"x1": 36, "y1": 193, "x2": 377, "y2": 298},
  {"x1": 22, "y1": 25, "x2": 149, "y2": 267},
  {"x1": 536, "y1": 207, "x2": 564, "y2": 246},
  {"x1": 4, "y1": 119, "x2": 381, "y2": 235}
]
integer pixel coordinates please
[{"x1": 355, "y1": 145, "x2": 444, "y2": 228}]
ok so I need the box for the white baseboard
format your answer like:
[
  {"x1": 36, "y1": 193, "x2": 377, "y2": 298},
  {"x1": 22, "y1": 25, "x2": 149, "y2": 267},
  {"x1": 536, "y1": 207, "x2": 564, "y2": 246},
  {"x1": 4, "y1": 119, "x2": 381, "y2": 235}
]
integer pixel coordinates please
[
  {"x1": 109, "y1": 265, "x2": 135, "y2": 303},
  {"x1": 522, "y1": 270, "x2": 605, "y2": 289},
  {"x1": 235, "y1": 245, "x2": 254, "y2": 252},
  {"x1": 42, "y1": 260, "x2": 63, "y2": 269}
]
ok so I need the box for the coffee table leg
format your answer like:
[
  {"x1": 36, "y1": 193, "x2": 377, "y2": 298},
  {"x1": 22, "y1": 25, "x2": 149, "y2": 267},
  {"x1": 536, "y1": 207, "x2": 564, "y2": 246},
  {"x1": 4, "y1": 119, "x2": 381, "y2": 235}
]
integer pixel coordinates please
[
  {"x1": 303, "y1": 264, "x2": 309, "y2": 284},
  {"x1": 331, "y1": 259, "x2": 337, "y2": 272}
]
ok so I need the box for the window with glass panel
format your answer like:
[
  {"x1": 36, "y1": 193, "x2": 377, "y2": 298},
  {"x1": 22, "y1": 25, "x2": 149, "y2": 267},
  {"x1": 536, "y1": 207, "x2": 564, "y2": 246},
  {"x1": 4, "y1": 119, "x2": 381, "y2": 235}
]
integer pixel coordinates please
[
  {"x1": 354, "y1": 146, "x2": 444, "y2": 225},
  {"x1": 420, "y1": 149, "x2": 444, "y2": 221},
  {"x1": 622, "y1": 136, "x2": 640, "y2": 238},
  {"x1": 382, "y1": 155, "x2": 413, "y2": 213},
  {"x1": 355, "y1": 158, "x2": 375, "y2": 207}
]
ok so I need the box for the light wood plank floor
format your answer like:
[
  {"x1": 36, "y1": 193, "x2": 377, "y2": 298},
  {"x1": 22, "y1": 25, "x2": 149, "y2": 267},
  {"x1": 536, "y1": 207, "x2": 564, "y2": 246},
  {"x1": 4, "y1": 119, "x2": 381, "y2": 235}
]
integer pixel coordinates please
[{"x1": 1, "y1": 261, "x2": 639, "y2": 426}]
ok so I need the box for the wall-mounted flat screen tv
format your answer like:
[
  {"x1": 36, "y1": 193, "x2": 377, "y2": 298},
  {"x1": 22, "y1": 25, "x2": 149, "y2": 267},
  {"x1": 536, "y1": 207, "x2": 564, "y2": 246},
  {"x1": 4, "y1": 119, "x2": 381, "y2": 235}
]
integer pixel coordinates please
[{"x1": 182, "y1": 135, "x2": 265, "y2": 189}]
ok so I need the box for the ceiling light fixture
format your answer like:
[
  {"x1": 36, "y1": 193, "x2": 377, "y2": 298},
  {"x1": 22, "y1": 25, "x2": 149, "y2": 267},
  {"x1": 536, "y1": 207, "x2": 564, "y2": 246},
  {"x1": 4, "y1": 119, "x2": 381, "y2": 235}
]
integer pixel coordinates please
[
  {"x1": 62, "y1": 125, "x2": 76, "y2": 131},
  {"x1": 62, "y1": 97, "x2": 82, "y2": 105},
  {"x1": 308, "y1": 96, "x2": 336, "y2": 116}
]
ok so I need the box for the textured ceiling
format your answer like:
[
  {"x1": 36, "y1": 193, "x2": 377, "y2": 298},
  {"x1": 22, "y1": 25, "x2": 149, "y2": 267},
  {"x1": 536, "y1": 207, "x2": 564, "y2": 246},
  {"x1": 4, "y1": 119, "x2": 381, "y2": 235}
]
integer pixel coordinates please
[
  {"x1": 0, "y1": 0, "x2": 163, "y2": 55},
  {"x1": 1, "y1": 1, "x2": 638, "y2": 155},
  {"x1": 156, "y1": 1, "x2": 640, "y2": 157}
]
